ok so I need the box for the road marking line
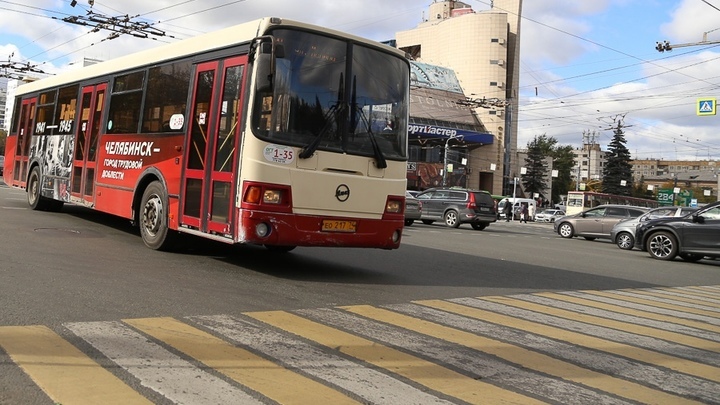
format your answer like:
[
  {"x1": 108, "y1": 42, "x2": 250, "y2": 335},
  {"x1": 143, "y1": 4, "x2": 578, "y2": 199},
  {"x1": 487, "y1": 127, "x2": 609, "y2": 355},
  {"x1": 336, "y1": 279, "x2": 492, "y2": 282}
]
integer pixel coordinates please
[
  {"x1": 617, "y1": 289, "x2": 720, "y2": 309},
  {"x1": 192, "y1": 314, "x2": 454, "y2": 405},
  {"x1": 660, "y1": 286, "x2": 720, "y2": 302},
  {"x1": 65, "y1": 320, "x2": 261, "y2": 405},
  {"x1": 538, "y1": 291, "x2": 720, "y2": 335},
  {"x1": 418, "y1": 298, "x2": 720, "y2": 385},
  {"x1": 344, "y1": 304, "x2": 702, "y2": 405},
  {"x1": 0, "y1": 325, "x2": 151, "y2": 405},
  {"x1": 247, "y1": 310, "x2": 542, "y2": 405},
  {"x1": 125, "y1": 317, "x2": 359, "y2": 405},
  {"x1": 583, "y1": 290, "x2": 720, "y2": 318},
  {"x1": 481, "y1": 295, "x2": 720, "y2": 355}
]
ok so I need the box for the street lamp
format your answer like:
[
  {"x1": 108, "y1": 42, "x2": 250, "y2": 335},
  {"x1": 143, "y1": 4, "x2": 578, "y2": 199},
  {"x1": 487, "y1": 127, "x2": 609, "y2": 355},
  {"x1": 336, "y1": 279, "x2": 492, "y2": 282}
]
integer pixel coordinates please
[{"x1": 442, "y1": 134, "x2": 463, "y2": 186}]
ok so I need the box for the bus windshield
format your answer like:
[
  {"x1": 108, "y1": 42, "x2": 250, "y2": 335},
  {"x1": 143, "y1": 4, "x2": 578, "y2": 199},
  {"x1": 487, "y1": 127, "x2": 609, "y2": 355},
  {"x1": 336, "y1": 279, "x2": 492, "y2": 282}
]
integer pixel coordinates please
[{"x1": 252, "y1": 28, "x2": 408, "y2": 161}]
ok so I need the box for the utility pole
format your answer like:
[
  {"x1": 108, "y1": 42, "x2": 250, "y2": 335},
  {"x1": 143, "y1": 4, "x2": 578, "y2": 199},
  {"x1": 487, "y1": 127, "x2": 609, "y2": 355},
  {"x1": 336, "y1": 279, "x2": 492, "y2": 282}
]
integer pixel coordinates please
[{"x1": 656, "y1": 29, "x2": 720, "y2": 52}]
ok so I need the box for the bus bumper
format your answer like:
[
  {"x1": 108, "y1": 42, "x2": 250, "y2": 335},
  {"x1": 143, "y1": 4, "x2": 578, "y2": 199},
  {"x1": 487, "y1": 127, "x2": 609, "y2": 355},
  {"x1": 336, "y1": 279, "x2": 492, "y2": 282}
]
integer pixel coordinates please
[{"x1": 238, "y1": 210, "x2": 403, "y2": 249}]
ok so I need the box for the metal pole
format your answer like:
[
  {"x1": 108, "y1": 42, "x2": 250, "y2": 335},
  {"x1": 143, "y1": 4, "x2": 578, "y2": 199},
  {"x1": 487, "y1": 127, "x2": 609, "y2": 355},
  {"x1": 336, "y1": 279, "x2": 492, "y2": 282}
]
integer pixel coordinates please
[
  {"x1": 511, "y1": 176, "x2": 518, "y2": 221},
  {"x1": 442, "y1": 137, "x2": 449, "y2": 186}
]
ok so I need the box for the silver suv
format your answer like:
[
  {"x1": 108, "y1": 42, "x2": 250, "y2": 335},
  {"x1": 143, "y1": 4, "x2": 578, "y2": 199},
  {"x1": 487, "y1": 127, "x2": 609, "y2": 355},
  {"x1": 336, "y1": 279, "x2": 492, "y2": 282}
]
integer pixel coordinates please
[
  {"x1": 554, "y1": 204, "x2": 649, "y2": 240},
  {"x1": 415, "y1": 187, "x2": 497, "y2": 230}
]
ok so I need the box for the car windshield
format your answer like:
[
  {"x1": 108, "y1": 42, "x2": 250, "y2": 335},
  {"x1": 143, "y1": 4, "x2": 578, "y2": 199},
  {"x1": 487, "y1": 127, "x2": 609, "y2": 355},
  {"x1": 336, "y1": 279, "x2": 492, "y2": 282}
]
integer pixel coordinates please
[{"x1": 252, "y1": 29, "x2": 408, "y2": 161}]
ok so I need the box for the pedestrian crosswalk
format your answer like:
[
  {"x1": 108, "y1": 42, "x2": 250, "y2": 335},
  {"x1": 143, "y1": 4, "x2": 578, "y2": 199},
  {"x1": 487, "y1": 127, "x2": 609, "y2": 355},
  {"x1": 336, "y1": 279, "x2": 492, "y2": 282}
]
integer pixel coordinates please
[{"x1": 1, "y1": 285, "x2": 719, "y2": 404}]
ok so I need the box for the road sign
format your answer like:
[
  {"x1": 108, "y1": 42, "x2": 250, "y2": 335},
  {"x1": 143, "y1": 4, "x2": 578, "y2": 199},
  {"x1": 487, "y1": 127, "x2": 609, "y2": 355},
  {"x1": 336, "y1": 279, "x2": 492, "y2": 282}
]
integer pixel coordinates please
[{"x1": 697, "y1": 98, "x2": 716, "y2": 116}]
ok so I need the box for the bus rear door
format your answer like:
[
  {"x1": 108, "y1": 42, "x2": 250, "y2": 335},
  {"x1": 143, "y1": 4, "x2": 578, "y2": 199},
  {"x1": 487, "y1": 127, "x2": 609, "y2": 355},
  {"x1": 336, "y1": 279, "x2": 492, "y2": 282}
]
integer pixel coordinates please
[
  {"x1": 181, "y1": 56, "x2": 247, "y2": 237},
  {"x1": 11, "y1": 98, "x2": 35, "y2": 188},
  {"x1": 71, "y1": 84, "x2": 107, "y2": 205}
]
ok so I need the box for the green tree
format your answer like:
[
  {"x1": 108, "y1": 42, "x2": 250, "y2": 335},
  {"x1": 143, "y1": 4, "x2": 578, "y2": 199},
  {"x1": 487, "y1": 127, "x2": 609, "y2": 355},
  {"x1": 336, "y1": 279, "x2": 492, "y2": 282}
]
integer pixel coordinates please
[
  {"x1": 0, "y1": 128, "x2": 6, "y2": 153},
  {"x1": 551, "y1": 145, "x2": 575, "y2": 204},
  {"x1": 602, "y1": 117, "x2": 633, "y2": 195},
  {"x1": 521, "y1": 135, "x2": 548, "y2": 198},
  {"x1": 530, "y1": 135, "x2": 576, "y2": 204}
]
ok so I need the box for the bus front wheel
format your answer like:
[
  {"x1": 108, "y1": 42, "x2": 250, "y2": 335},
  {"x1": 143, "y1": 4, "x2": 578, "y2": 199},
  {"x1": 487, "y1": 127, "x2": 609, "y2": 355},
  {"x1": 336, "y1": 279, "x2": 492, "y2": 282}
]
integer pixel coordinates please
[{"x1": 140, "y1": 181, "x2": 176, "y2": 251}]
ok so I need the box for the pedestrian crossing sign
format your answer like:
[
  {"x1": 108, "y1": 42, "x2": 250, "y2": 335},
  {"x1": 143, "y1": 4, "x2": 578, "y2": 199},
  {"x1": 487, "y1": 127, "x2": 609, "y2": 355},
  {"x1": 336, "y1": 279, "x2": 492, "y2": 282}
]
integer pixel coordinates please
[{"x1": 697, "y1": 98, "x2": 716, "y2": 116}]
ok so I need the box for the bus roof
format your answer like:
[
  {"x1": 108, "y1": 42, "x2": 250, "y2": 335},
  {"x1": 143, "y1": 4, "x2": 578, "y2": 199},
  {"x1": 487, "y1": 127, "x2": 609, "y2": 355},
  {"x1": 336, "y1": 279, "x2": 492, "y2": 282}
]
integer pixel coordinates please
[{"x1": 15, "y1": 17, "x2": 407, "y2": 97}]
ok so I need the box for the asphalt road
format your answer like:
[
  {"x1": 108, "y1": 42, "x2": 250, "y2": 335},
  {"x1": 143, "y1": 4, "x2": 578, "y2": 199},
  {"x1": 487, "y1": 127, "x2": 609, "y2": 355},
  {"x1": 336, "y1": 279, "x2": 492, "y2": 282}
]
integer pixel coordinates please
[
  {"x1": 1, "y1": 182, "x2": 719, "y2": 404},
  {"x1": 2, "y1": 181, "x2": 719, "y2": 325}
]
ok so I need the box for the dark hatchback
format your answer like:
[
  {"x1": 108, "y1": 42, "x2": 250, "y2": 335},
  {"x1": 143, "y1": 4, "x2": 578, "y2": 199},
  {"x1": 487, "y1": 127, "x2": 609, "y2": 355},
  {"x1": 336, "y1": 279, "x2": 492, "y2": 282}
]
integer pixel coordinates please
[
  {"x1": 415, "y1": 187, "x2": 497, "y2": 230},
  {"x1": 635, "y1": 201, "x2": 720, "y2": 261}
]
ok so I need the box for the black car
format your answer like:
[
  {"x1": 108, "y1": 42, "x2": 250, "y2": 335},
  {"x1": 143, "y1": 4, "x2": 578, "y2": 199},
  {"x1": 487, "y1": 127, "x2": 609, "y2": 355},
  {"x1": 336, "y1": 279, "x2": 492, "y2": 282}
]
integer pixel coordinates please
[
  {"x1": 634, "y1": 201, "x2": 720, "y2": 261},
  {"x1": 415, "y1": 187, "x2": 496, "y2": 230}
]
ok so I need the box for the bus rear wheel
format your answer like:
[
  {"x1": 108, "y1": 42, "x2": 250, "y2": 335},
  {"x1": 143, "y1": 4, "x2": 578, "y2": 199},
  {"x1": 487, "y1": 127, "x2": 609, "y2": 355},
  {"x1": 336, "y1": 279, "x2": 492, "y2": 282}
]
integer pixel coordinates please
[
  {"x1": 140, "y1": 181, "x2": 176, "y2": 251},
  {"x1": 27, "y1": 166, "x2": 63, "y2": 212}
]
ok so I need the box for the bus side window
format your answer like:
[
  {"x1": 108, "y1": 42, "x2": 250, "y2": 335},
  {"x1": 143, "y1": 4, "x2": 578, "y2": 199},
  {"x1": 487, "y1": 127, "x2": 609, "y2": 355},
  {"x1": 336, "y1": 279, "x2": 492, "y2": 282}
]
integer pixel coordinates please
[{"x1": 107, "y1": 71, "x2": 145, "y2": 134}]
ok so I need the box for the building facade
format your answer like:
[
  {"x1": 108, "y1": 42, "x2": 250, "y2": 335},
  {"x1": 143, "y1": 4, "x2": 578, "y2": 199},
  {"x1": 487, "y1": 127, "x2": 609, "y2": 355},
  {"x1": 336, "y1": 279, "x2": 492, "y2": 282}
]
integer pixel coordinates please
[
  {"x1": 572, "y1": 142, "x2": 607, "y2": 189},
  {"x1": 396, "y1": 0, "x2": 522, "y2": 195},
  {"x1": 0, "y1": 77, "x2": 8, "y2": 131}
]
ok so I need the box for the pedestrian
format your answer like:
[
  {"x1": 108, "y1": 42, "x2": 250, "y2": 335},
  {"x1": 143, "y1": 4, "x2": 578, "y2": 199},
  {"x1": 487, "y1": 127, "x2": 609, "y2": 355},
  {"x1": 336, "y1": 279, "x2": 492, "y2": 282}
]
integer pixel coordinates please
[
  {"x1": 520, "y1": 203, "x2": 529, "y2": 223},
  {"x1": 503, "y1": 199, "x2": 512, "y2": 222},
  {"x1": 528, "y1": 203, "x2": 535, "y2": 222}
]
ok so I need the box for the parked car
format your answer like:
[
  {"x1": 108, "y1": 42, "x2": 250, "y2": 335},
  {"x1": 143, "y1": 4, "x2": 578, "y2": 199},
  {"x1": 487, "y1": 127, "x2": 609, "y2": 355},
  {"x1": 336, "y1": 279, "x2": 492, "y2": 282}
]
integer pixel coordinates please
[
  {"x1": 415, "y1": 187, "x2": 496, "y2": 230},
  {"x1": 553, "y1": 204, "x2": 649, "y2": 240},
  {"x1": 534, "y1": 208, "x2": 565, "y2": 223},
  {"x1": 634, "y1": 201, "x2": 720, "y2": 261},
  {"x1": 404, "y1": 191, "x2": 423, "y2": 226},
  {"x1": 610, "y1": 206, "x2": 698, "y2": 250}
]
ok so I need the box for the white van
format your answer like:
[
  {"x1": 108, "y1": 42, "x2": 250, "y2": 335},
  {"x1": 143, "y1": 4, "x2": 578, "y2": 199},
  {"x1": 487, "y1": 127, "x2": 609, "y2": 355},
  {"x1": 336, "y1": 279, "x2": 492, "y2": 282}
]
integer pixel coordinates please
[{"x1": 498, "y1": 198, "x2": 537, "y2": 220}]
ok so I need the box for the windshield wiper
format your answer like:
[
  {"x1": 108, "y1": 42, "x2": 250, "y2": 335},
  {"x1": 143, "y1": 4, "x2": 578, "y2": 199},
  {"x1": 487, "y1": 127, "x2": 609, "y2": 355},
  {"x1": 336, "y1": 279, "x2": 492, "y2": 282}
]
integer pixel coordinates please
[
  {"x1": 299, "y1": 102, "x2": 344, "y2": 159},
  {"x1": 349, "y1": 76, "x2": 387, "y2": 169},
  {"x1": 353, "y1": 106, "x2": 387, "y2": 169},
  {"x1": 300, "y1": 74, "x2": 345, "y2": 159}
]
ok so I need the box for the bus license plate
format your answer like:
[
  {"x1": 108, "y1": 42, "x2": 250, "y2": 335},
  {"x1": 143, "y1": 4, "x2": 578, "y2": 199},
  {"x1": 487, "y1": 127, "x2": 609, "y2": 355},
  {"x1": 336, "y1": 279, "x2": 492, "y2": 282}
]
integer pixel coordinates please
[{"x1": 321, "y1": 220, "x2": 357, "y2": 233}]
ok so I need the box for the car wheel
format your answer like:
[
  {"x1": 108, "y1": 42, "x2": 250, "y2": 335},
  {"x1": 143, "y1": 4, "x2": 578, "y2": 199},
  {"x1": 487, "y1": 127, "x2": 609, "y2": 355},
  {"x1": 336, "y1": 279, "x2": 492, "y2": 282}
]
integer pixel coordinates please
[
  {"x1": 679, "y1": 252, "x2": 703, "y2": 262},
  {"x1": 615, "y1": 232, "x2": 634, "y2": 250},
  {"x1": 444, "y1": 210, "x2": 460, "y2": 228},
  {"x1": 471, "y1": 223, "x2": 487, "y2": 230},
  {"x1": 647, "y1": 231, "x2": 678, "y2": 261},
  {"x1": 558, "y1": 222, "x2": 574, "y2": 238},
  {"x1": 404, "y1": 219, "x2": 414, "y2": 226},
  {"x1": 421, "y1": 219, "x2": 434, "y2": 225}
]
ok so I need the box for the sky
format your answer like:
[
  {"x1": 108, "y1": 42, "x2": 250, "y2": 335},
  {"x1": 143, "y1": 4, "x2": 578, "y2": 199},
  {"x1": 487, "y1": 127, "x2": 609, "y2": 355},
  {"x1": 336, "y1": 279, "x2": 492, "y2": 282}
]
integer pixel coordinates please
[{"x1": 1, "y1": 0, "x2": 719, "y2": 162}]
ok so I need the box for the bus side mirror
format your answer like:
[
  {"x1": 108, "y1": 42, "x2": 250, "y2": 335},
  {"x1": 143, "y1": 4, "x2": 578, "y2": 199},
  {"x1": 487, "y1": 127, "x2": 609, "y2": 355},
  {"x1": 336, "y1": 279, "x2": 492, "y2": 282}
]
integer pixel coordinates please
[
  {"x1": 255, "y1": 40, "x2": 285, "y2": 93},
  {"x1": 255, "y1": 42, "x2": 273, "y2": 93}
]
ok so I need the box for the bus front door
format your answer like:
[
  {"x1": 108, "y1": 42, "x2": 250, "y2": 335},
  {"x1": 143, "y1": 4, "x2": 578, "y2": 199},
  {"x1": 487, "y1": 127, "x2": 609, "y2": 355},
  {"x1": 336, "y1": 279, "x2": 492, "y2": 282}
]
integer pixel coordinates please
[
  {"x1": 71, "y1": 84, "x2": 107, "y2": 205},
  {"x1": 11, "y1": 98, "x2": 35, "y2": 188},
  {"x1": 182, "y1": 56, "x2": 247, "y2": 237}
]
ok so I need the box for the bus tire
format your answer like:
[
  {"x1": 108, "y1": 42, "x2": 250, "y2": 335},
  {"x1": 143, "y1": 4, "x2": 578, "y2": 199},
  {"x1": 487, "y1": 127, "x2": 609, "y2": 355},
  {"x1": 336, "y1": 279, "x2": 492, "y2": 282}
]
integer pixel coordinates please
[
  {"x1": 27, "y1": 166, "x2": 51, "y2": 211},
  {"x1": 140, "y1": 181, "x2": 175, "y2": 251}
]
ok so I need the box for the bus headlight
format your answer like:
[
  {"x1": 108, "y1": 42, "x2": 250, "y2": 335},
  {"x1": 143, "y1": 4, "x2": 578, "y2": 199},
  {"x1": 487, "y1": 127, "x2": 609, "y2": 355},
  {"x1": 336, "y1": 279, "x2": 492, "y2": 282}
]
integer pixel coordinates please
[
  {"x1": 263, "y1": 189, "x2": 282, "y2": 204},
  {"x1": 386, "y1": 199, "x2": 402, "y2": 213}
]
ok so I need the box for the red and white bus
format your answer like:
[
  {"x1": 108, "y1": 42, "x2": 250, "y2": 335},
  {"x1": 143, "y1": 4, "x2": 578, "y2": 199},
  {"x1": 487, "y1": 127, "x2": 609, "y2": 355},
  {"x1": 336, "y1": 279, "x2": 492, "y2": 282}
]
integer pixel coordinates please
[{"x1": 3, "y1": 17, "x2": 410, "y2": 251}]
